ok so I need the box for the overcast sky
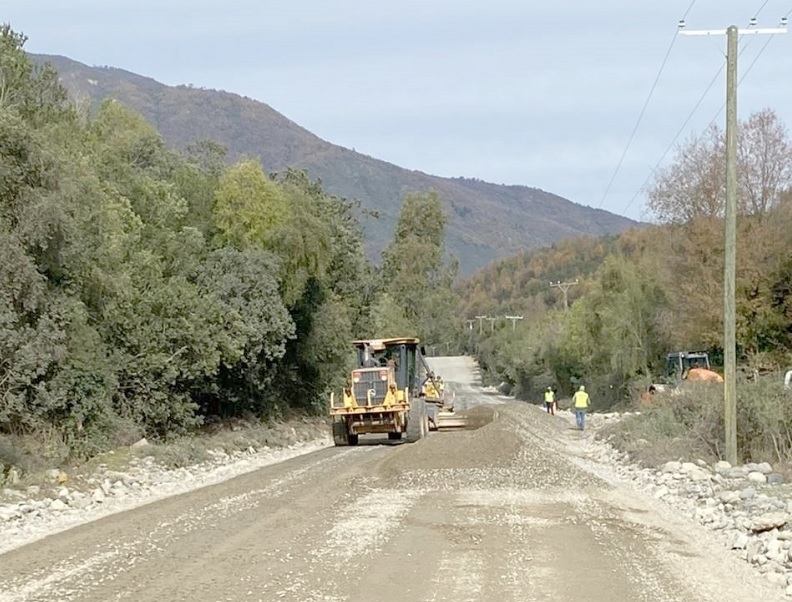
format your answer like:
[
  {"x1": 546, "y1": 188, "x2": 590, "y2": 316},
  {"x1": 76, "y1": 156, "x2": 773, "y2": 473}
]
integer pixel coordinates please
[{"x1": 5, "y1": 1, "x2": 792, "y2": 221}]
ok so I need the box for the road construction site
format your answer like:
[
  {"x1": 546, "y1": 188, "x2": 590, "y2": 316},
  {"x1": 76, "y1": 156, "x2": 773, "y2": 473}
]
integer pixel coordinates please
[{"x1": 0, "y1": 356, "x2": 783, "y2": 602}]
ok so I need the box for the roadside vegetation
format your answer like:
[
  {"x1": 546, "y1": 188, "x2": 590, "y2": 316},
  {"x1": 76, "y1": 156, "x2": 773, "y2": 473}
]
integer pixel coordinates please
[
  {"x1": 0, "y1": 26, "x2": 459, "y2": 481},
  {"x1": 455, "y1": 103, "x2": 792, "y2": 465},
  {"x1": 3, "y1": 19, "x2": 791, "y2": 480},
  {"x1": 600, "y1": 377, "x2": 792, "y2": 467}
]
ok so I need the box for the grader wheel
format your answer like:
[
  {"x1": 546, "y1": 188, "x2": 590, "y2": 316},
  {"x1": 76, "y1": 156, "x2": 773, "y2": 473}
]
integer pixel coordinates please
[
  {"x1": 332, "y1": 418, "x2": 349, "y2": 446},
  {"x1": 406, "y1": 398, "x2": 427, "y2": 442}
]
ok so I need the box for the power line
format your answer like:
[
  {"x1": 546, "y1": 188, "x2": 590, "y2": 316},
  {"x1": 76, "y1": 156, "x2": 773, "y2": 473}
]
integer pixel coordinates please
[
  {"x1": 685, "y1": 8, "x2": 791, "y2": 154},
  {"x1": 596, "y1": 0, "x2": 699, "y2": 209},
  {"x1": 620, "y1": 8, "x2": 787, "y2": 217},
  {"x1": 621, "y1": 65, "x2": 723, "y2": 215},
  {"x1": 705, "y1": 21, "x2": 784, "y2": 127}
]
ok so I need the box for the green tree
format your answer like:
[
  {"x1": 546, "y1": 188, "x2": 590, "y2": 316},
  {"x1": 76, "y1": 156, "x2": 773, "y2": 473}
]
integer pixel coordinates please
[
  {"x1": 193, "y1": 247, "x2": 295, "y2": 417},
  {"x1": 0, "y1": 25, "x2": 73, "y2": 126},
  {"x1": 555, "y1": 255, "x2": 669, "y2": 404},
  {"x1": 380, "y1": 191, "x2": 459, "y2": 344},
  {"x1": 213, "y1": 159, "x2": 289, "y2": 250}
]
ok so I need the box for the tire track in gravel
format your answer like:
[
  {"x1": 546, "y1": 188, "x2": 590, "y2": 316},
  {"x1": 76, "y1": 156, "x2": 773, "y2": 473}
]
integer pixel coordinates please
[{"x1": 0, "y1": 447, "x2": 366, "y2": 602}]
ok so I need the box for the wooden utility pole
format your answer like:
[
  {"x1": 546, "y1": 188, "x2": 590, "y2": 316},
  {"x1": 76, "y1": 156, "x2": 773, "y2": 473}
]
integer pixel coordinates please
[
  {"x1": 724, "y1": 25, "x2": 738, "y2": 466},
  {"x1": 474, "y1": 315, "x2": 487, "y2": 335},
  {"x1": 485, "y1": 316, "x2": 498, "y2": 332},
  {"x1": 678, "y1": 19, "x2": 786, "y2": 465},
  {"x1": 550, "y1": 280, "x2": 578, "y2": 311}
]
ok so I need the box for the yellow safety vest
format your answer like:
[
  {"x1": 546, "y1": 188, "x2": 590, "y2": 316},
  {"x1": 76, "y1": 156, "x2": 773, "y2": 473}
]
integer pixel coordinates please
[
  {"x1": 544, "y1": 390, "x2": 554, "y2": 403},
  {"x1": 573, "y1": 391, "x2": 590, "y2": 409}
]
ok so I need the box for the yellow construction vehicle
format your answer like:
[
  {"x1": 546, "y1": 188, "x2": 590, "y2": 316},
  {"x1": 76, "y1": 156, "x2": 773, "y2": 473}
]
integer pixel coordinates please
[
  {"x1": 420, "y1": 370, "x2": 466, "y2": 431},
  {"x1": 330, "y1": 338, "x2": 428, "y2": 445},
  {"x1": 329, "y1": 338, "x2": 465, "y2": 445}
]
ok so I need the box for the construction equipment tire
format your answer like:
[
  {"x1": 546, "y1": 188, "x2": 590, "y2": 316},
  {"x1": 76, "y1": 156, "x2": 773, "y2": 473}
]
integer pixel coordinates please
[
  {"x1": 332, "y1": 418, "x2": 349, "y2": 446},
  {"x1": 406, "y1": 398, "x2": 427, "y2": 442},
  {"x1": 388, "y1": 432, "x2": 402, "y2": 440},
  {"x1": 348, "y1": 433, "x2": 359, "y2": 446}
]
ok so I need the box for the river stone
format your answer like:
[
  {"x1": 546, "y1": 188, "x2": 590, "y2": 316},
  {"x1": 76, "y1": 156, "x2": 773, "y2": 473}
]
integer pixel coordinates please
[
  {"x1": 130, "y1": 438, "x2": 150, "y2": 450},
  {"x1": 653, "y1": 486, "x2": 670, "y2": 499},
  {"x1": 750, "y1": 512, "x2": 790, "y2": 533},
  {"x1": 688, "y1": 467, "x2": 710, "y2": 482},
  {"x1": 747, "y1": 472, "x2": 767, "y2": 484},
  {"x1": 49, "y1": 499, "x2": 67, "y2": 511},
  {"x1": 719, "y1": 490, "x2": 741, "y2": 504},
  {"x1": 714, "y1": 460, "x2": 732, "y2": 474}
]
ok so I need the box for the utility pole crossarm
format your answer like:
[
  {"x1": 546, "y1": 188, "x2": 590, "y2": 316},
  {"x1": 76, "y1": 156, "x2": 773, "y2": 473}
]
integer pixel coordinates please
[
  {"x1": 504, "y1": 315, "x2": 524, "y2": 330},
  {"x1": 679, "y1": 28, "x2": 786, "y2": 36},
  {"x1": 550, "y1": 280, "x2": 579, "y2": 311}
]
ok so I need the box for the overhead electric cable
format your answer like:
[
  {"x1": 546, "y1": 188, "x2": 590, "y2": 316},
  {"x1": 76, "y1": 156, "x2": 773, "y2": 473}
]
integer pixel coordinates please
[
  {"x1": 696, "y1": 8, "x2": 791, "y2": 141},
  {"x1": 620, "y1": 65, "x2": 723, "y2": 215},
  {"x1": 596, "y1": 0, "x2": 699, "y2": 209},
  {"x1": 620, "y1": 6, "x2": 786, "y2": 217}
]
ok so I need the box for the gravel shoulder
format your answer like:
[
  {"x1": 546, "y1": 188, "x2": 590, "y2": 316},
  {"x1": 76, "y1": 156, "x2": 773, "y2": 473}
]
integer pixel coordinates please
[{"x1": 0, "y1": 356, "x2": 785, "y2": 601}]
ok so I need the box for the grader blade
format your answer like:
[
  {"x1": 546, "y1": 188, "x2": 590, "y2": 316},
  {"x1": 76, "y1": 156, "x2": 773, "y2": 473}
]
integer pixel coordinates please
[{"x1": 436, "y1": 410, "x2": 467, "y2": 430}]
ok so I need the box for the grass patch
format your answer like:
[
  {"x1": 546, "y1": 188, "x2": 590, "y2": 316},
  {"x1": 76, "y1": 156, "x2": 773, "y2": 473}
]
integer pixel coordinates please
[
  {"x1": 140, "y1": 439, "x2": 210, "y2": 469},
  {"x1": 600, "y1": 377, "x2": 792, "y2": 467},
  {"x1": 0, "y1": 413, "x2": 330, "y2": 491}
]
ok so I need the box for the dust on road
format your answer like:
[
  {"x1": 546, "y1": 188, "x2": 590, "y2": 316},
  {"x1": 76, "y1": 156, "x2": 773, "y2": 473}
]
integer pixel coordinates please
[{"x1": 0, "y1": 357, "x2": 780, "y2": 601}]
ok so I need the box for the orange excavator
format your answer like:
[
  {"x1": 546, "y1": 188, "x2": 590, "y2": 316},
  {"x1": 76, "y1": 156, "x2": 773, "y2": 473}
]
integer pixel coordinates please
[
  {"x1": 642, "y1": 351, "x2": 722, "y2": 403},
  {"x1": 670, "y1": 351, "x2": 723, "y2": 383}
]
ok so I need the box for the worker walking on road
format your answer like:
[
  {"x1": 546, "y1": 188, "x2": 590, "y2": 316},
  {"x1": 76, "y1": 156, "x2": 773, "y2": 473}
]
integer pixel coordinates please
[
  {"x1": 572, "y1": 385, "x2": 590, "y2": 431},
  {"x1": 543, "y1": 386, "x2": 555, "y2": 415}
]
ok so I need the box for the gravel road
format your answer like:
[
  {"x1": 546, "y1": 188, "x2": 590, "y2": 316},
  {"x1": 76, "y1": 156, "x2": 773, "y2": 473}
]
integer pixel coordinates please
[{"x1": 0, "y1": 356, "x2": 782, "y2": 601}]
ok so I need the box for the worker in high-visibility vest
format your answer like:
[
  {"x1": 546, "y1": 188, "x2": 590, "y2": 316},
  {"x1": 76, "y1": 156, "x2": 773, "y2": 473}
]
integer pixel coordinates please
[
  {"x1": 543, "y1": 387, "x2": 555, "y2": 415},
  {"x1": 436, "y1": 375, "x2": 445, "y2": 401},
  {"x1": 572, "y1": 385, "x2": 590, "y2": 431}
]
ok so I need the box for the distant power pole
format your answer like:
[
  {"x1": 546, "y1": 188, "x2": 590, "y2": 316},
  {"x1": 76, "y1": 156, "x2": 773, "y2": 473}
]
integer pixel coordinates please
[
  {"x1": 550, "y1": 280, "x2": 579, "y2": 311},
  {"x1": 485, "y1": 316, "x2": 498, "y2": 332},
  {"x1": 678, "y1": 18, "x2": 787, "y2": 466},
  {"x1": 466, "y1": 319, "x2": 475, "y2": 331},
  {"x1": 504, "y1": 315, "x2": 524, "y2": 330},
  {"x1": 474, "y1": 315, "x2": 487, "y2": 335}
]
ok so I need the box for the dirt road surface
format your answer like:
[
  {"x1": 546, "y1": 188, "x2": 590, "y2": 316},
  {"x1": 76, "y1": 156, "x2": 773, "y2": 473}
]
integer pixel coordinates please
[{"x1": 0, "y1": 357, "x2": 781, "y2": 601}]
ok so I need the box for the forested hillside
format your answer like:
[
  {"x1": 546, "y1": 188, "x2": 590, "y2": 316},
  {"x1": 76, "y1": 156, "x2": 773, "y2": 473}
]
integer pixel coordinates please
[
  {"x1": 0, "y1": 27, "x2": 459, "y2": 467},
  {"x1": 458, "y1": 109, "x2": 792, "y2": 410},
  {"x1": 34, "y1": 54, "x2": 639, "y2": 274}
]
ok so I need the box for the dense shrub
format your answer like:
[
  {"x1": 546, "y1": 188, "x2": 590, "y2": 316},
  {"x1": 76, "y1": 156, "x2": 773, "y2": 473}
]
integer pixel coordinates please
[{"x1": 602, "y1": 377, "x2": 792, "y2": 466}]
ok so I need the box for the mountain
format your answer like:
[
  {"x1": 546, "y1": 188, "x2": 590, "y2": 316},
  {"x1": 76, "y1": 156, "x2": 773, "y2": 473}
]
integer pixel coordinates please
[{"x1": 34, "y1": 54, "x2": 640, "y2": 274}]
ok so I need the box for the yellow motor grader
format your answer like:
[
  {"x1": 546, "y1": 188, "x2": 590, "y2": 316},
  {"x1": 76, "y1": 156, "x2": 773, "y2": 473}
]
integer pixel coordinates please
[{"x1": 329, "y1": 338, "x2": 464, "y2": 446}]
